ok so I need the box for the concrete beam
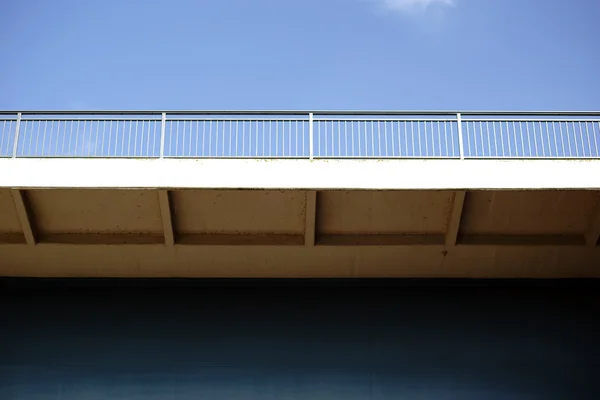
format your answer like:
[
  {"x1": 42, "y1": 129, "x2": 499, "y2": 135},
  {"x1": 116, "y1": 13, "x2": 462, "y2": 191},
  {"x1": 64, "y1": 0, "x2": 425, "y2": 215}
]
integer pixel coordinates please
[
  {"x1": 178, "y1": 234, "x2": 304, "y2": 246},
  {"x1": 585, "y1": 195, "x2": 600, "y2": 247},
  {"x1": 39, "y1": 233, "x2": 164, "y2": 245},
  {"x1": 158, "y1": 190, "x2": 175, "y2": 247},
  {"x1": 305, "y1": 191, "x2": 317, "y2": 247},
  {"x1": 10, "y1": 189, "x2": 36, "y2": 245},
  {"x1": 3, "y1": 159, "x2": 600, "y2": 190},
  {"x1": 318, "y1": 234, "x2": 445, "y2": 246},
  {"x1": 445, "y1": 191, "x2": 466, "y2": 247},
  {"x1": 459, "y1": 234, "x2": 585, "y2": 246}
]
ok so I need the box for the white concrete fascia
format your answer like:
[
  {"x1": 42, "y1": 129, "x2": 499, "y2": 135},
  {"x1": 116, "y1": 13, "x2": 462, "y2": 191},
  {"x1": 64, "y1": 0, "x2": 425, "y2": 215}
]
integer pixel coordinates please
[{"x1": 1, "y1": 158, "x2": 600, "y2": 190}]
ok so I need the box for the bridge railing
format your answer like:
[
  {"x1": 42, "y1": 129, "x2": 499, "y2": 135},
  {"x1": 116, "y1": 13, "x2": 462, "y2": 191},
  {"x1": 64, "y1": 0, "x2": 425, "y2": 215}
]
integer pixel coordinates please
[{"x1": 1, "y1": 111, "x2": 599, "y2": 159}]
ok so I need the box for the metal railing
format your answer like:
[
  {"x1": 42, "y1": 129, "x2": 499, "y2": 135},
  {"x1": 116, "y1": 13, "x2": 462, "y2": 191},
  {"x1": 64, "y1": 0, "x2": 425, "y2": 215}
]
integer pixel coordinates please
[{"x1": 1, "y1": 111, "x2": 599, "y2": 159}]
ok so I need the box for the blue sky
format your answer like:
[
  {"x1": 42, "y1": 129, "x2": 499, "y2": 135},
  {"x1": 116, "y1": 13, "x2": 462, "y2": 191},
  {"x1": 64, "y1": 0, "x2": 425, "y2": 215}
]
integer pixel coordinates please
[{"x1": 1, "y1": 0, "x2": 599, "y2": 111}]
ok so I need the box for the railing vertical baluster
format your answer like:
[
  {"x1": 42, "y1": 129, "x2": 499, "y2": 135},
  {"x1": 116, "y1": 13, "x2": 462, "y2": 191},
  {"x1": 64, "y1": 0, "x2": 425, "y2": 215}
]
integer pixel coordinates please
[
  {"x1": 3, "y1": 111, "x2": 600, "y2": 161},
  {"x1": 12, "y1": 112, "x2": 22, "y2": 158},
  {"x1": 456, "y1": 113, "x2": 464, "y2": 160},
  {"x1": 309, "y1": 112, "x2": 314, "y2": 160},
  {"x1": 160, "y1": 112, "x2": 166, "y2": 159}
]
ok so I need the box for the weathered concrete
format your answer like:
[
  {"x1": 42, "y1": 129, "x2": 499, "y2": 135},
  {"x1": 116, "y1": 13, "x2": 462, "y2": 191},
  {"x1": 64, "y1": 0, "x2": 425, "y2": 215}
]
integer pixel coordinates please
[{"x1": 1, "y1": 185, "x2": 599, "y2": 278}]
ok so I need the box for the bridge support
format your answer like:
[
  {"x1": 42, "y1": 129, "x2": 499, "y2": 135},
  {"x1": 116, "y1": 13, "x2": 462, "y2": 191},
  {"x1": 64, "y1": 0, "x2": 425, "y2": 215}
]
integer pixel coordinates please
[
  {"x1": 445, "y1": 191, "x2": 466, "y2": 247},
  {"x1": 585, "y1": 195, "x2": 600, "y2": 247},
  {"x1": 11, "y1": 189, "x2": 36, "y2": 246},
  {"x1": 158, "y1": 190, "x2": 175, "y2": 247},
  {"x1": 304, "y1": 191, "x2": 317, "y2": 246}
]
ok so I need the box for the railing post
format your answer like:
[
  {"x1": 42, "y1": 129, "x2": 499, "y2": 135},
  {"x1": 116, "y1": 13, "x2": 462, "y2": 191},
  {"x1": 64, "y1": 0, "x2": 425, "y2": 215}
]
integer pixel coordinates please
[
  {"x1": 456, "y1": 112, "x2": 464, "y2": 160},
  {"x1": 309, "y1": 112, "x2": 314, "y2": 160},
  {"x1": 160, "y1": 112, "x2": 166, "y2": 159},
  {"x1": 12, "y1": 112, "x2": 22, "y2": 158}
]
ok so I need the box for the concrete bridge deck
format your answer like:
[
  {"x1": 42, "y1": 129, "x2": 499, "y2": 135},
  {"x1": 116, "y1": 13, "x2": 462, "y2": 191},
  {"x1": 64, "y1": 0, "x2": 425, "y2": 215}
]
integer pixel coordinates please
[
  {"x1": 1, "y1": 159, "x2": 599, "y2": 278},
  {"x1": 1, "y1": 111, "x2": 599, "y2": 278}
]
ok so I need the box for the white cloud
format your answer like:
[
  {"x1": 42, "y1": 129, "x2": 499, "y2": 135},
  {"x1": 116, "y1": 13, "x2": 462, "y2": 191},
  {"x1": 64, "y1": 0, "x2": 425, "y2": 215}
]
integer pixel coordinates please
[{"x1": 372, "y1": 0, "x2": 455, "y2": 13}]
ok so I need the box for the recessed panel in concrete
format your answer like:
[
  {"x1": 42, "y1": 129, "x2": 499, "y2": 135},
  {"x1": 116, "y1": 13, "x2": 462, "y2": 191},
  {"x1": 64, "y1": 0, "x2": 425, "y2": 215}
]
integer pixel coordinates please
[
  {"x1": 172, "y1": 190, "x2": 306, "y2": 234},
  {"x1": 317, "y1": 191, "x2": 453, "y2": 234},
  {"x1": 26, "y1": 190, "x2": 163, "y2": 233},
  {"x1": 0, "y1": 189, "x2": 22, "y2": 233},
  {"x1": 461, "y1": 191, "x2": 599, "y2": 235}
]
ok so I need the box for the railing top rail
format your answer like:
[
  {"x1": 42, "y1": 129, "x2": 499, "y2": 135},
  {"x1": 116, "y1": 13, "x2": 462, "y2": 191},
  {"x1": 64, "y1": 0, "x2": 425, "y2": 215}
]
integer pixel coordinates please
[{"x1": 1, "y1": 110, "x2": 600, "y2": 116}]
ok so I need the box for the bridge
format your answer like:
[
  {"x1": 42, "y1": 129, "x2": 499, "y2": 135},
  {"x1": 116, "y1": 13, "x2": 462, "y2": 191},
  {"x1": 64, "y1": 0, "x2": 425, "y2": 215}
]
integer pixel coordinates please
[{"x1": 1, "y1": 111, "x2": 600, "y2": 278}]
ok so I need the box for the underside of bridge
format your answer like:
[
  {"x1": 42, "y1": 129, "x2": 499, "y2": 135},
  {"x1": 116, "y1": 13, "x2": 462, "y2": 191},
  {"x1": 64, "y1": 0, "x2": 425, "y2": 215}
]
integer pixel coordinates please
[{"x1": 2, "y1": 186, "x2": 599, "y2": 278}]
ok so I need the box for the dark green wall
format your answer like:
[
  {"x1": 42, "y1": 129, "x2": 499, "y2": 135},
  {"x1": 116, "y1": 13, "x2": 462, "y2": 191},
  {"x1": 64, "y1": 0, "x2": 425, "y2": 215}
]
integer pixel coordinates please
[{"x1": 1, "y1": 279, "x2": 599, "y2": 399}]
